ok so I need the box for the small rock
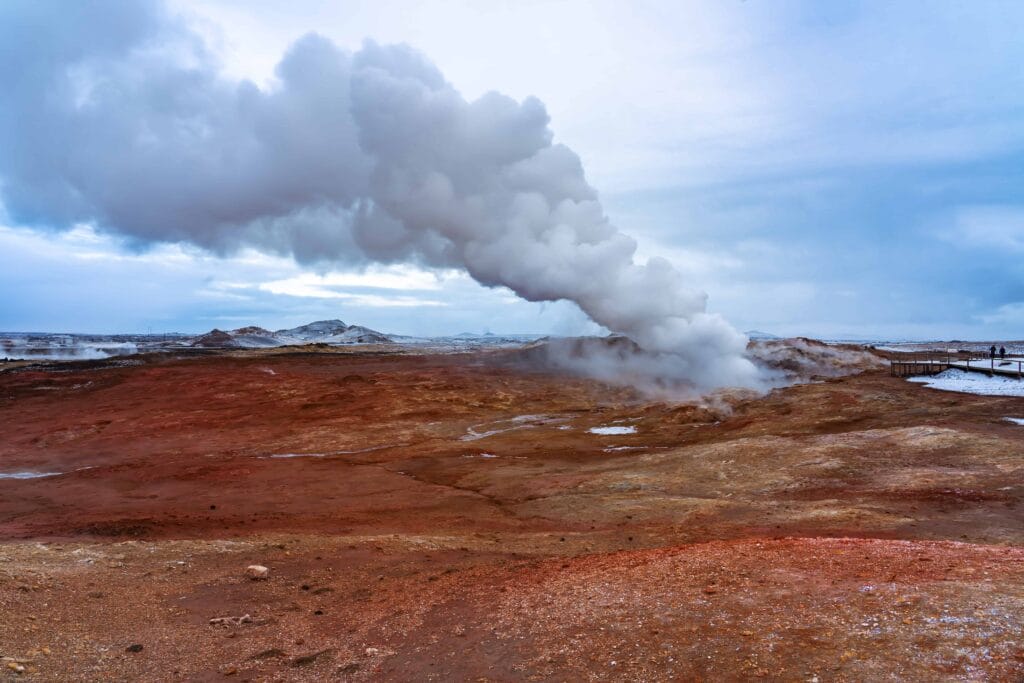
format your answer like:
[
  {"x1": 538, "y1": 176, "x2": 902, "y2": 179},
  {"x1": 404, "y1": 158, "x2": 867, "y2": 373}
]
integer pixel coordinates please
[
  {"x1": 126, "y1": 643, "x2": 144, "y2": 653},
  {"x1": 210, "y1": 614, "x2": 253, "y2": 627},
  {"x1": 365, "y1": 647, "x2": 379, "y2": 657},
  {"x1": 246, "y1": 565, "x2": 269, "y2": 580},
  {"x1": 6, "y1": 661, "x2": 26, "y2": 674},
  {"x1": 292, "y1": 649, "x2": 334, "y2": 667}
]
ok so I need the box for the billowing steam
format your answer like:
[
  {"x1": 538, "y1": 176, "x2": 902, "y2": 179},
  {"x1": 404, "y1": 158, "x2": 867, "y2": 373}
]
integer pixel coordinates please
[{"x1": 0, "y1": 0, "x2": 758, "y2": 392}]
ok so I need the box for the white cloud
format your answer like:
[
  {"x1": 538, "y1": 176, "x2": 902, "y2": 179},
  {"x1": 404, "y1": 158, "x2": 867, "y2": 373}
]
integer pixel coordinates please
[
  {"x1": 978, "y1": 302, "x2": 1024, "y2": 326},
  {"x1": 949, "y1": 206, "x2": 1024, "y2": 252},
  {"x1": 259, "y1": 267, "x2": 447, "y2": 294},
  {"x1": 257, "y1": 277, "x2": 448, "y2": 307}
]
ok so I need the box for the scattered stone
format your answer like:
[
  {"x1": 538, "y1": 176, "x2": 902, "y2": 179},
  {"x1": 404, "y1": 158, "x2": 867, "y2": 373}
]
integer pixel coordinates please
[
  {"x1": 365, "y1": 647, "x2": 380, "y2": 656},
  {"x1": 125, "y1": 644, "x2": 144, "y2": 653},
  {"x1": 222, "y1": 666, "x2": 237, "y2": 676},
  {"x1": 209, "y1": 614, "x2": 253, "y2": 627},
  {"x1": 246, "y1": 565, "x2": 269, "y2": 580},
  {"x1": 292, "y1": 649, "x2": 334, "y2": 667},
  {"x1": 6, "y1": 661, "x2": 26, "y2": 674},
  {"x1": 250, "y1": 648, "x2": 286, "y2": 660}
]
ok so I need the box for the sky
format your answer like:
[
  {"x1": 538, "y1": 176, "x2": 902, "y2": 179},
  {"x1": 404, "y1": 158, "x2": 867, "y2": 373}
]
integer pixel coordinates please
[{"x1": 1, "y1": 0, "x2": 1023, "y2": 340}]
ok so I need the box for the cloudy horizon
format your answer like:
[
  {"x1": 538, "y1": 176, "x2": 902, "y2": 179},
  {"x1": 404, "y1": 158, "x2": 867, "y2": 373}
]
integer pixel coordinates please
[{"x1": 2, "y1": 0, "x2": 1023, "y2": 342}]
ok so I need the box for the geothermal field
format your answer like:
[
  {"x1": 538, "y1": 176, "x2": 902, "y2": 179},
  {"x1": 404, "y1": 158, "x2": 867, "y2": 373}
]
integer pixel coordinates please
[
  {"x1": 2, "y1": 333, "x2": 1023, "y2": 680},
  {"x1": 3, "y1": 2, "x2": 1023, "y2": 681}
]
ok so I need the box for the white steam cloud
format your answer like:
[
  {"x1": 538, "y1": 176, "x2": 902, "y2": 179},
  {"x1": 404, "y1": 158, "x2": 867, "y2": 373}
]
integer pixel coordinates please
[{"x1": 0, "y1": 0, "x2": 758, "y2": 392}]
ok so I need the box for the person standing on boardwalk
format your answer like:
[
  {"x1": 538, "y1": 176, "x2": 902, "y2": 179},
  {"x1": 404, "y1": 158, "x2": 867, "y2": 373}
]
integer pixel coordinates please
[
  {"x1": 990, "y1": 345, "x2": 997, "y2": 359},
  {"x1": 1000, "y1": 346, "x2": 1006, "y2": 360}
]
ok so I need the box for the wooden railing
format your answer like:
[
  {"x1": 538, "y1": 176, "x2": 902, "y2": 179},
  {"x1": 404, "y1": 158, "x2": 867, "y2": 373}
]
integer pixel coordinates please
[
  {"x1": 890, "y1": 359, "x2": 950, "y2": 377},
  {"x1": 959, "y1": 356, "x2": 1024, "y2": 379},
  {"x1": 890, "y1": 352, "x2": 1024, "y2": 379}
]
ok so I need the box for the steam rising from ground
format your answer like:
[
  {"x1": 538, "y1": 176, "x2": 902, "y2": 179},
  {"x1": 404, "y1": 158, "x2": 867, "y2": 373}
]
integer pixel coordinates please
[
  {"x1": 748, "y1": 338, "x2": 888, "y2": 382},
  {"x1": 516, "y1": 336, "x2": 886, "y2": 399},
  {"x1": 0, "y1": 1, "x2": 757, "y2": 391}
]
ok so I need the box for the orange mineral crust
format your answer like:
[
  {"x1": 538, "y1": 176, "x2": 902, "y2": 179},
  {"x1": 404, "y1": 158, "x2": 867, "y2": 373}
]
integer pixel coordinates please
[{"x1": 1, "y1": 348, "x2": 1022, "y2": 680}]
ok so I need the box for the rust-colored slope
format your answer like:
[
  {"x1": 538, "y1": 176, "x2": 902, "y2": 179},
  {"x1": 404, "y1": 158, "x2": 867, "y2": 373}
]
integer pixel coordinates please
[{"x1": 1, "y1": 349, "x2": 1023, "y2": 680}]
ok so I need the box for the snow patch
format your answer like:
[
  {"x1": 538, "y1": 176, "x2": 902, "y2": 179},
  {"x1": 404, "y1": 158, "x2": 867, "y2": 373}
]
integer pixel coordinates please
[
  {"x1": 908, "y1": 369, "x2": 1024, "y2": 397},
  {"x1": 0, "y1": 471, "x2": 63, "y2": 479},
  {"x1": 461, "y1": 414, "x2": 566, "y2": 441},
  {"x1": 589, "y1": 425, "x2": 637, "y2": 436}
]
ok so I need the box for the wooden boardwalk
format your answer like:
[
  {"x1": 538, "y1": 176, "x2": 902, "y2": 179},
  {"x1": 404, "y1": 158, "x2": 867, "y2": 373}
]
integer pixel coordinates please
[
  {"x1": 890, "y1": 359, "x2": 953, "y2": 377},
  {"x1": 950, "y1": 357, "x2": 1024, "y2": 379},
  {"x1": 891, "y1": 354, "x2": 1024, "y2": 379}
]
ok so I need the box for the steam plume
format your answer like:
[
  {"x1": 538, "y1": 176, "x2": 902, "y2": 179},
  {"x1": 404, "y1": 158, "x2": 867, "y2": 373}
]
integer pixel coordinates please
[{"x1": 0, "y1": 0, "x2": 758, "y2": 392}]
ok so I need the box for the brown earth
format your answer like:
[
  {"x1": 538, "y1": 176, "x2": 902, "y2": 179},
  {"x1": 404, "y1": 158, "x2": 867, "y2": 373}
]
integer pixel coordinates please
[{"x1": 1, "y1": 348, "x2": 1023, "y2": 681}]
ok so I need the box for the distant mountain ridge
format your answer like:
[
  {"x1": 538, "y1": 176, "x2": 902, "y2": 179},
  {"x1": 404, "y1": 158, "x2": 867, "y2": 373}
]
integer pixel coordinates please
[
  {"x1": 277, "y1": 319, "x2": 350, "y2": 338},
  {"x1": 191, "y1": 320, "x2": 392, "y2": 348}
]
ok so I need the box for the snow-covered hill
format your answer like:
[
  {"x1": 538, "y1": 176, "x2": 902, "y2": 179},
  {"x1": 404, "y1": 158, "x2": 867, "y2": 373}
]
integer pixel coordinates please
[
  {"x1": 276, "y1": 319, "x2": 350, "y2": 339},
  {"x1": 274, "y1": 320, "x2": 391, "y2": 344},
  {"x1": 190, "y1": 320, "x2": 392, "y2": 348}
]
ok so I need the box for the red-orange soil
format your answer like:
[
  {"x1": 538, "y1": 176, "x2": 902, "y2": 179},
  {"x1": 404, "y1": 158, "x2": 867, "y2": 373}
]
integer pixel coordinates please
[{"x1": 1, "y1": 348, "x2": 1023, "y2": 680}]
